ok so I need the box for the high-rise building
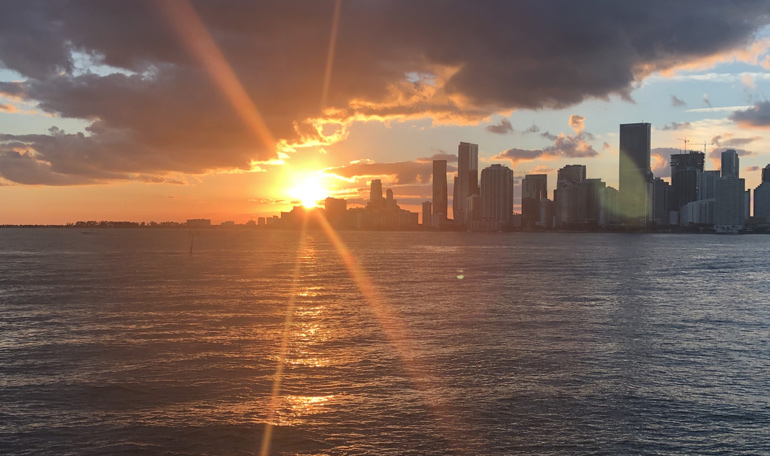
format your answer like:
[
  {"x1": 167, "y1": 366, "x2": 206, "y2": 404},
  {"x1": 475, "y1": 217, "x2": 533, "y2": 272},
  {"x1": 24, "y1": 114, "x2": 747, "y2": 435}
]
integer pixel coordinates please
[
  {"x1": 324, "y1": 197, "x2": 347, "y2": 226},
  {"x1": 721, "y1": 149, "x2": 739, "y2": 178},
  {"x1": 522, "y1": 174, "x2": 547, "y2": 228},
  {"x1": 670, "y1": 151, "x2": 705, "y2": 214},
  {"x1": 453, "y1": 142, "x2": 478, "y2": 224},
  {"x1": 619, "y1": 122, "x2": 652, "y2": 225},
  {"x1": 715, "y1": 176, "x2": 746, "y2": 231},
  {"x1": 422, "y1": 201, "x2": 432, "y2": 226},
  {"x1": 368, "y1": 179, "x2": 383, "y2": 210},
  {"x1": 432, "y1": 160, "x2": 448, "y2": 220},
  {"x1": 557, "y1": 165, "x2": 586, "y2": 185},
  {"x1": 698, "y1": 170, "x2": 720, "y2": 200},
  {"x1": 745, "y1": 190, "x2": 751, "y2": 221},
  {"x1": 385, "y1": 188, "x2": 397, "y2": 210},
  {"x1": 480, "y1": 164, "x2": 513, "y2": 225},
  {"x1": 754, "y1": 165, "x2": 770, "y2": 220},
  {"x1": 539, "y1": 198, "x2": 555, "y2": 228},
  {"x1": 554, "y1": 164, "x2": 586, "y2": 226},
  {"x1": 599, "y1": 186, "x2": 619, "y2": 226},
  {"x1": 651, "y1": 177, "x2": 670, "y2": 225}
]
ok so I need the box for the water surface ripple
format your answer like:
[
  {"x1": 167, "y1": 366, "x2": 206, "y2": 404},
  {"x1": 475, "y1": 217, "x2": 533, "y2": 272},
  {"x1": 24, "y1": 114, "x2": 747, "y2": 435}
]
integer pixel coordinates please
[{"x1": 1, "y1": 229, "x2": 769, "y2": 455}]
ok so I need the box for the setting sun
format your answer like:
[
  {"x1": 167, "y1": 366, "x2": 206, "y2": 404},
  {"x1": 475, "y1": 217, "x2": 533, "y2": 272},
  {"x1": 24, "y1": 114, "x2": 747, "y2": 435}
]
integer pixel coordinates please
[{"x1": 288, "y1": 172, "x2": 329, "y2": 208}]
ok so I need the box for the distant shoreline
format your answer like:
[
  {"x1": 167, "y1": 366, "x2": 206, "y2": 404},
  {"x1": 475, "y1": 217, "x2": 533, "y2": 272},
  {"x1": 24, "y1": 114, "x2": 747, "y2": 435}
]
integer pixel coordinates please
[{"x1": 2, "y1": 224, "x2": 768, "y2": 234}]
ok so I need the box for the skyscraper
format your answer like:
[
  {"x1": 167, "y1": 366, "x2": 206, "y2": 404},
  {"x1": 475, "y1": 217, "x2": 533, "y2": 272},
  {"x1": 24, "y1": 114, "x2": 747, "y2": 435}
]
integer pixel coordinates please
[
  {"x1": 554, "y1": 164, "x2": 586, "y2": 226},
  {"x1": 368, "y1": 179, "x2": 383, "y2": 210},
  {"x1": 698, "y1": 170, "x2": 720, "y2": 200},
  {"x1": 755, "y1": 165, "x2": 770, "y2": 220},
  {"x1": 715, "y1": 177, "x2": 746, "y2": 231},
  {"x1": 480, "y1": 164, "x2": 513, "y2": 225},
  {"x1": 670, "y1": 151, "x2": 705, "y2": 214},
  {"x1": 522, "y1": 174, "x2": 547, "y2": 228},
  {"x1": 651, "y1": 177, "x2": 670, "y2": 225},
  {"x1": 453, "y1": 142, "x2": 478, "y2": 224},
  {"x1": 432, "y1": 159, "x2": 447, "y2": 220},
  {"x1": 721, "y1": 149, "x2": 739, "y2": 178},
  {"x1": 422, "y1": 201, "x2": 432, "y2": 226},
  {"x1": 618, "y1": 122, "x2": 652, "y2": 225}
]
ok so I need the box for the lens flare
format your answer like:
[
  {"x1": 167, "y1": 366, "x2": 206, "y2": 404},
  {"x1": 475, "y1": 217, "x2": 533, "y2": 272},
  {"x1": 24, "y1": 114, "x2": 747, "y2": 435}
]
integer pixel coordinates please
[{"x1": 288, "y1": 172, "x2": 328, "y2": 208}]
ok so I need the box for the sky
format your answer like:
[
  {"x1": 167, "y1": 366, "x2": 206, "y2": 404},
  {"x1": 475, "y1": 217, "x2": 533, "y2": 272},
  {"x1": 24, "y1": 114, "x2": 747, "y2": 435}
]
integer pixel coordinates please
[{"x1": 3, "y1": 0, "x2": 770, "y2": 224}]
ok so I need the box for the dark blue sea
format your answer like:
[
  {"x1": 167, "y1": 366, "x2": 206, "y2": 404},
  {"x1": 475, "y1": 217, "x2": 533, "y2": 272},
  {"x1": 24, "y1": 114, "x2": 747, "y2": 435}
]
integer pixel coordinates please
[{"x1": 1, "y1": 228, "x2": 769, "y2": 455}]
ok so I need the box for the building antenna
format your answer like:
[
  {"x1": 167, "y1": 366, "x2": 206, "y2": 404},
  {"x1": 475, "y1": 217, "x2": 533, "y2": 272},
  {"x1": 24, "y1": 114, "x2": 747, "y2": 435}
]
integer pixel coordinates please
[{"x1": 677, "y1": 137, "x2": 689, "y2": 153}]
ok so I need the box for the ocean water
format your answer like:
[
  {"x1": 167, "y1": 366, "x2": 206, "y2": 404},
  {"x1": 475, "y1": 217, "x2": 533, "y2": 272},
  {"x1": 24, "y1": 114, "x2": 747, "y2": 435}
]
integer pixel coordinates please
[{"x1": 1, "y1": 228, "x2": 769, "y2": 455}]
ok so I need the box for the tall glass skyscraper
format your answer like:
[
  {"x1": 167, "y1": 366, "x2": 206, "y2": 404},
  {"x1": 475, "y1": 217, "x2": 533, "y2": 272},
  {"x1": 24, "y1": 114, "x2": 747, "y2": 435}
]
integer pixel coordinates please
[
  {"x1": 480, "y1": 164, "x2": 513, "y2": 225},
  {"x1": 618, "y1": 123, "x2": 651, "y2": 226},
  {"x1": 721, "y1": 149, "x2": 739, "y2": 178},
  {"x1": 432, "y1": 159, "x2": 447, "y2": 219},
  {"x1": 453, "y1": 142, "x2": 478, "y2": 224}
]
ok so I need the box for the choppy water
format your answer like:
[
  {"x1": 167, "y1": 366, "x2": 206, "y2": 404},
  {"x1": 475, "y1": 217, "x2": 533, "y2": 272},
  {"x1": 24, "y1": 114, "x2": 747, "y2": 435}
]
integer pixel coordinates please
[{"x1": 1, "y1": 228, "x2": 769, "y2": 455}]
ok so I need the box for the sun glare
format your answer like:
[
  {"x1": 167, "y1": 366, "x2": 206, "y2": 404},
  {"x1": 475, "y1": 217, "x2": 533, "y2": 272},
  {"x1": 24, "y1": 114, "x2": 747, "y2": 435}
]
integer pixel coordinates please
[{"x1": 288, "y1": 173, "x2": 328, "y2": 208}]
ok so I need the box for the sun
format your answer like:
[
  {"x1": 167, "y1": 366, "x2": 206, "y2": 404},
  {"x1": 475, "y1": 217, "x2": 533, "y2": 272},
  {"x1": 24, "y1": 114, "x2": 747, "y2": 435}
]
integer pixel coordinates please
[{"x1": 288, "y1": 172, "x2": 329, "y2": 208}]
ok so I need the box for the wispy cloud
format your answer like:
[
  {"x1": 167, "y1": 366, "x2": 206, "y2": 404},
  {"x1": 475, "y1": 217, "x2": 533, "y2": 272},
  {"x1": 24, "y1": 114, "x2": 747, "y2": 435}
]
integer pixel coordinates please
[
  {"x1": 670, "y1": 95, "x2": 686, "y2": 107},
  {"x1": 686, "y1": 105, "x2": 753, "y2": 113}
]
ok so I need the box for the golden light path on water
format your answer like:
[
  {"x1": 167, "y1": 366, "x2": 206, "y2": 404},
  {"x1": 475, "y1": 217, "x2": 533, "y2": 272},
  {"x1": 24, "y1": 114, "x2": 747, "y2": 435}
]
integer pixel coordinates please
[{"x1": 158, "y1": 2, "x2": 465, "y2": 452}]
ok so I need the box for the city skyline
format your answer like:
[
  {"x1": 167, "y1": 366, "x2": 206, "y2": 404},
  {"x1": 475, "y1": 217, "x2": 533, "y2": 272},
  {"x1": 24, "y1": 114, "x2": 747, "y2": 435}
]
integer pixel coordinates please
[{"x1": 4, "y1": 2, "x2": 770, "y2": 224}]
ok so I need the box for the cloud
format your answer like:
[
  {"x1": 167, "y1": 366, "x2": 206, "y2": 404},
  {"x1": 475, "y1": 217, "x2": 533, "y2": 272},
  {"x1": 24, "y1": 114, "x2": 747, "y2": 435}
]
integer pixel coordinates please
[
  {"x1": 485, "y1": 118, "x2": 514, "y2": 134},
  {"x1": 688, "y1": 105, "x2": 753, "y2": 113},
  {"x1": 660, "y1": 121, "x2": 691, "y2": 131},
  {"x1": 416, "y1": 152, "x2": 457, "y2": 163},
  {"x1": 494, "y1": 148, "x2": 545, "y2": 164},
  {"x1": 323, "y1": 159, "x2": 457, "y2": 185},
  {"x1": 670, "y1": 95, "x2": 686, "y2": 107},
  {"x1": 709, "y1": 147, "x2": 754, "y2": 160},
  {"x1": 730, "y1": 101, "x2": 770, "y2": 127},
  {"x1": 540, "y1": 131, "x2": 558, "y2": 141},
  {"x1": 1, "y1": 1, "x2": 770, "y2": 184},
  {"x1": 528, "y1": 165, "x2": 555, "y2": 174},
  {"x1": 523, "y1": 125, "x2": 541, "y2": 134},
  {"x1": 711, "y1": 133, "x2": 762, "y2": 147},
  {"x1": 703, "y1": 93, "x2": 713, "y2": 108},
  {"x1": 569, "y1": 114, "x2": 585, "y2": 134},
  {"x1": 493, "y1": 131, "x2": 598, "y2": 164},
  {"x1": 651, "y1": 153, "x2": 670, "y2": 178},
  {"x1": 746, "y1": 165, "x2": 761, "y2": 172},
  {"x1": 707, "y1": 146, "x2": 755, "y2": 169}
]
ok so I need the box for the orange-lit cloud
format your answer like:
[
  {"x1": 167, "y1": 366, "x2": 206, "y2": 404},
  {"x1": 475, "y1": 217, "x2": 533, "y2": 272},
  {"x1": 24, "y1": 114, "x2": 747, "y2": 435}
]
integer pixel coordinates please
[{"x1": 2, "y1": 2, "x2": 770, "y2": 185}]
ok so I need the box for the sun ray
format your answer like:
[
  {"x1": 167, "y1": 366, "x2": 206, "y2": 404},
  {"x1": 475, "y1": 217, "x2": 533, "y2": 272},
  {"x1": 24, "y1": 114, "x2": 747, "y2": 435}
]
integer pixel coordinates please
[
  {"x1": 158, "y1": 0, "x2": 276, "y2": 150},
  {"x1": 321, "y1": 0, "x2": 343, "y2": 110}
]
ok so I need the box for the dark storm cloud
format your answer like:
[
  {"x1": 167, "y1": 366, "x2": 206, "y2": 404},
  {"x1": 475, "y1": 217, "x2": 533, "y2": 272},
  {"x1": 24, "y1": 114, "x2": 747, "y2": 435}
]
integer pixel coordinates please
[
  {"x1": 485, "y1": 118, "x2": 514, "y2": 134},
  {"x1": 2, "y1": 0, "x2": 770, "y2": 185},
  {"x1": 730, "y1": 101, "x2": 770, "y2": 127}
]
